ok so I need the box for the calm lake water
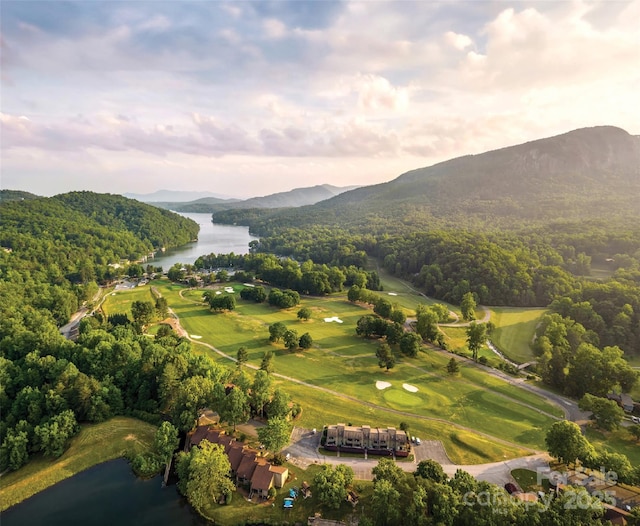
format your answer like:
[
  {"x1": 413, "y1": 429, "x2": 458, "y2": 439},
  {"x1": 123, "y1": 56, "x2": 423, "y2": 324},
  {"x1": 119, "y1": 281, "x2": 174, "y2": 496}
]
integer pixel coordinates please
[
  {"x1": 1, "y1": 458, "x2": 210, "y2": 526},
  {"x1": 150, "y1": 212, "x2": 258, "y2": 270}
]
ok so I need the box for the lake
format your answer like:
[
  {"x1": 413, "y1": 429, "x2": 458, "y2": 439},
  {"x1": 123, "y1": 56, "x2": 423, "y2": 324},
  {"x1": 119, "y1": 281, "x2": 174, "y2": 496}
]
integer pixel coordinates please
[
  {"x1": 1, "y1": 458, "x2": 210, "y2": 526},
  {"x1": 150, "y1": 212, "x2": 258, "y2": 270}
]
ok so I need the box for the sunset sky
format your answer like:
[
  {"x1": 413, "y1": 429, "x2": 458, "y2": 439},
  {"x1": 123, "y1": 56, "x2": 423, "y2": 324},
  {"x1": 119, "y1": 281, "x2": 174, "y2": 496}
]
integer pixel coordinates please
[{"x1": 2, "y1": 0, "x2": 639, "y2": 198}]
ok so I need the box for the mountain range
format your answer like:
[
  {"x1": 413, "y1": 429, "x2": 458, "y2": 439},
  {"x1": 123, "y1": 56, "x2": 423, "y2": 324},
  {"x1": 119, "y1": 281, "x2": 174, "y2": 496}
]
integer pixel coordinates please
[
  {"x1": 211, "y1": 126, "x2": 640, "y2": 233},
  {"x1": 149, "y1": 184, "x2": 359, "y2": 213}
]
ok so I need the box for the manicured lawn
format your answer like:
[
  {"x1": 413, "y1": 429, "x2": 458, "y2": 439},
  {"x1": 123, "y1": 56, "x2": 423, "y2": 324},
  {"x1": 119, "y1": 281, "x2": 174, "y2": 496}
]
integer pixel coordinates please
[
  {"x1": 0, "y1": 417, "x2": 156, "y2": 511},
  {"x1": 371, "y1": 262, "x2": 460, "y2": 316},
  {"x1": 101, "y1": 285, "x2": 157, "y2": 318},
  {"x1": 490, "y1": 307, "x2": 547, "y2": 363},
  {"x1": 151, "y1": 282, "x2": 558, "y2": 455}
]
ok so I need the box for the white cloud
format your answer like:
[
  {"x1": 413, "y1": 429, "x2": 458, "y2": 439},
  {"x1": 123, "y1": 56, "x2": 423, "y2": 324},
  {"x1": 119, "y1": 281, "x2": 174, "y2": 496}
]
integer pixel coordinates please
[
  {"x1": 263, "y1": 18, "x2": 287, "y2": 39},
  {"x1": 444, "y1": 31, "x2": 473, "y2": 50}
]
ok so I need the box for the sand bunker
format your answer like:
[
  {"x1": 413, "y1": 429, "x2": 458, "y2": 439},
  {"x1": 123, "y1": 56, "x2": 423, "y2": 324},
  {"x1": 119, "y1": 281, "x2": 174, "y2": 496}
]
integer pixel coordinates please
[
  {"x1": 190, "y1": 335, "x2": 202, "y2": 339},
  {"x1": 215, "y1": 291, "x2": 222, "y2": 295},
  {"x1": 224, "y1": 287, "x2": 235, "y2": 293},
  {"x1": 376, "y1": 381, "x2": 392, "y2": 390},
  {"x1": 323, "y1": 316, "x2": 343, "y2": 323},
  {"x1": 387, "y1": 292, "x2": 398, "y2": 296},
  {"x1": 243, "y1": 283, "x2": 255, "y2": 287},
  {"x1": 403, "y1": 383, "x2": 419, "y2": 393}
]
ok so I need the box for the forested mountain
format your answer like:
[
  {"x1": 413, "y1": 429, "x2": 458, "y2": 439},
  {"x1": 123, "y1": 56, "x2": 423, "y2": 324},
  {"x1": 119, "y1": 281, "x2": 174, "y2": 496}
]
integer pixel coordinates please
[
  {"x1": 213, "y1": 126, "x2": 640, "y2": 234},
  {"x1": 153, "y1": 184, "x2": 359, "y2": 213},
  {"x1": 0, "y1": 192, "x2": 198, "y2": 323}
]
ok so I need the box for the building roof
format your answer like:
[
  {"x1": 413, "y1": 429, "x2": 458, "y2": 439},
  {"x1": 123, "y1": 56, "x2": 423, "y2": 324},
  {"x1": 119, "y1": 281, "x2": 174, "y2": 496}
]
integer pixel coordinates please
[
  {"x1": 251, "y1": 462, "x2": 275, "y2": 492},
  {"x1": 237, "y1": 450, "x2": 259, "y2": 480},
  {"x1": 190, "y1": 425, "x2": 210, "y2": 446},
  {"x1": 269, "y1": 465, "x2": 288, "y2": 474},
  {"x1": 227, "y1": 444, "x2": 246, "y2": 472}
]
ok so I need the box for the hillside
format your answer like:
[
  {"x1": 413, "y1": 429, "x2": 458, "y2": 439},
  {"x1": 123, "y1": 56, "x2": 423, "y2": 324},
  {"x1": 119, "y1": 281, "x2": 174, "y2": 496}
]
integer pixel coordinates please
[
  {"x1": 0, "y1": 190, "x2": 40, "y2": 202},
  {"x1": 213, "y1": 126, "x2": 640, "y2": 234},
  {"x1": 154, "y1": 184, "x2": 359, "y2": 213}
]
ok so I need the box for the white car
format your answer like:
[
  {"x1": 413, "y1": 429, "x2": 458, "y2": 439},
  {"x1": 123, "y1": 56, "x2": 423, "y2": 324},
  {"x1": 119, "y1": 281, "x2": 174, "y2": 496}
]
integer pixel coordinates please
[
  {"x1": 415, "y1": 437, "x2": 421, "y2": 445},
  {"x1": 632, "y1": 416, "x2": 639, "y2": 424}
]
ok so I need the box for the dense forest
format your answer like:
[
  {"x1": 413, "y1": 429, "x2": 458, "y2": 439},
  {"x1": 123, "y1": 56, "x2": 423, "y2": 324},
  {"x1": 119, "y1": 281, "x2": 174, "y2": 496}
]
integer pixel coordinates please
[{"x1": 0, "y1": 192, "x2": 305, "y2": 475}]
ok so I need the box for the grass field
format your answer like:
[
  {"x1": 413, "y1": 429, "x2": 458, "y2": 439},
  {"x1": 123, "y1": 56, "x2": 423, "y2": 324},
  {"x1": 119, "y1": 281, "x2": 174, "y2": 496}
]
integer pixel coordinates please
[
  {"x1": 585, "y1": 427, "x2": 640, "y2": 466},
  {"x1": 0, "y1": 417, "x2": 156, "y2": 511},
  {"x1": 490, "y1": 307, "x2": 547, "y2": 363},
  {"x1": 100, "y1": 286, "x2": 157, "y2": 318},
  {"x1": 119, "y1": 281, "x2": 567, "y2": 460}
]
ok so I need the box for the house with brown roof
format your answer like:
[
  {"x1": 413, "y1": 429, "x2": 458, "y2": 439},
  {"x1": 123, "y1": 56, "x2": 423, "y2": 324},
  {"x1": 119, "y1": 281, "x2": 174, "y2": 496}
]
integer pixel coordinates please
[
  {"x1": 187, "y1": 424, "x2": 290, "y2": 500},
  {"x1": 250, "y1": 461, "x2": 275, "y2": 499},
  {"x1": 236, "y1": 450, "x2": 259, "y2": 484}
]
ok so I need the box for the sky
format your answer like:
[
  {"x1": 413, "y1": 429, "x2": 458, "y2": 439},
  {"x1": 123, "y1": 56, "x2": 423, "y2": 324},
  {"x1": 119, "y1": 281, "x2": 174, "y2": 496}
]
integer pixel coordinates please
[{"x1": 1, "y1": 1, "x2": 639, "y2": 199}]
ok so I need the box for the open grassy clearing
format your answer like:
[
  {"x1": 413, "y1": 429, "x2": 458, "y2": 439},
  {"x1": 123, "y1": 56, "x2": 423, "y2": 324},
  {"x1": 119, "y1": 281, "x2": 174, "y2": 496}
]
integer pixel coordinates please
[
  {"x1": 370, "y1": 261, "x2": 460, "y2": 316},
  {"x1": 585, "y1": 427, "x2": 640, "y2": 466},
  {"x1": 490, "y1": 307, "x2": 547, "y2": 363},
  {"x1": 144, "y1": 282, "x2": 562, "y2": 455},
  {"x1": 100, "y1": 286, "x2": 156, "y2": 318},
  {"x1": 0, "y1": 417, "x2": 156, "y2": 511}
]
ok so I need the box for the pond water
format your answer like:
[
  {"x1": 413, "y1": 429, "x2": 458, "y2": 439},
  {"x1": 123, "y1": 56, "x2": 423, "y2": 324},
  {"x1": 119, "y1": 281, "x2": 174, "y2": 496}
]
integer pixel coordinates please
[
  {"x1": 1, "y1": 458, "x2": 209, "y2": 526},
  {"x1": 150, "y1": 212, "x2": 258, "y2": 270}
]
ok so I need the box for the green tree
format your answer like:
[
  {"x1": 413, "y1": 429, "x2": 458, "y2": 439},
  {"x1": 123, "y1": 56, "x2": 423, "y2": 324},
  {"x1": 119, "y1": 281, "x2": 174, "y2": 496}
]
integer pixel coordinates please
[
  {"x1": 460, "y1": 292, "x2": 476, "y2": 321},
  {"x1": 347, "y1": 285, "x2": 361, "y2": 302},
  {"x1": 415, "y1": 305, "x2": 439, "y2": 342},
  {"x1": 33, "y1": 410, "x2": 79, "y2": 457},
  {"x1": 131, "y1": 300, "x2": 155, "y2": 327},
  {"x1": 297, "y1": 306, "x2": 312, "y2": 321},
  {"x1": 0, "y1": 428, "x2": 29, "y2": 471},
  {"x1": 313, "y1": 464, "x2": 354, "y2": 510},
  {"x1": 155, "y1": 296, "x2": 169, "y2": 319},
  {"x1": 371, "y1": 478, "x2": 401, "y2": 526},
  {"x1": 220, "y1": 387, "x2": 249, "y2": 432},
  {"x1": 257, "y1": 416, "x2": 292, "y2": 452},
  {"x1": 578, "y1": 394, "x2": 625, "y2": 431},
  {"x1": 415, "y1": 459, "x2": 447, "y2": 483},
  {"x1": 372, "y1": 457, "x2": 406, "y2": 488},
  {"x1": 176, "y1": 441, "x2": 234, "y2": 512},
  {"x1": 299, "y1": 332, "x2": 313, "y2": 350},
  {"x1": 268, "y1": 322, "x2": 287, "y2": 343},
  {"x1": 446, "y1": 357, "x2": 460, "y2": 375},
  {"x1": 629, "y1": 424, "x2": 640, "y2": 442},
  {"x1": 283, "y1": 329, "x2": 299, "y2": 351},
  {"x1": 399, "y1": 332, "x2": 421, "y2": 357},
  {"x1": 374, "y1": 298, "x2": 393, "y2": 319},
  {"x1": 545, "y1": 420, "x2": 594, "y2": 466},
  {"x1": 466, "y1": 322, "x2": 487, "y2": 362},
  {"x1": 251, "y1": 370, "x2": 272, "y2": 417},
  {"x1": 153, "y1": 421, "x2": 180, "y2": 464},
  {"x1": 376, "y1": 342, "x2": 395, "y2": 371},
  {"x1": 260, "y1": 350, "x2": 274, "y2": 374},
  {"x1": 266, "y1": 388, "x2": 291, "y2": 419},
  {"x1": 236, "y1": 347, "x2": 248, "y2": 368}
]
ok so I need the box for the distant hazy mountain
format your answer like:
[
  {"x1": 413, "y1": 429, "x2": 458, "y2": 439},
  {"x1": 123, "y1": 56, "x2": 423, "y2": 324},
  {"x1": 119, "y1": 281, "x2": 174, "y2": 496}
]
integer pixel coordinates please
[
  {"x1": 154, "y1": 184, "x2": 359, "y2": 213},
  {"x1": 124, "y1": 190, "x2": 234, "y2": 203},
  {"x1": 0, "y1": 190, "x2": 40, "y2": 202},
  {"x1": 212, "y1": 126, "x2": 640, "y2": 232}
]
